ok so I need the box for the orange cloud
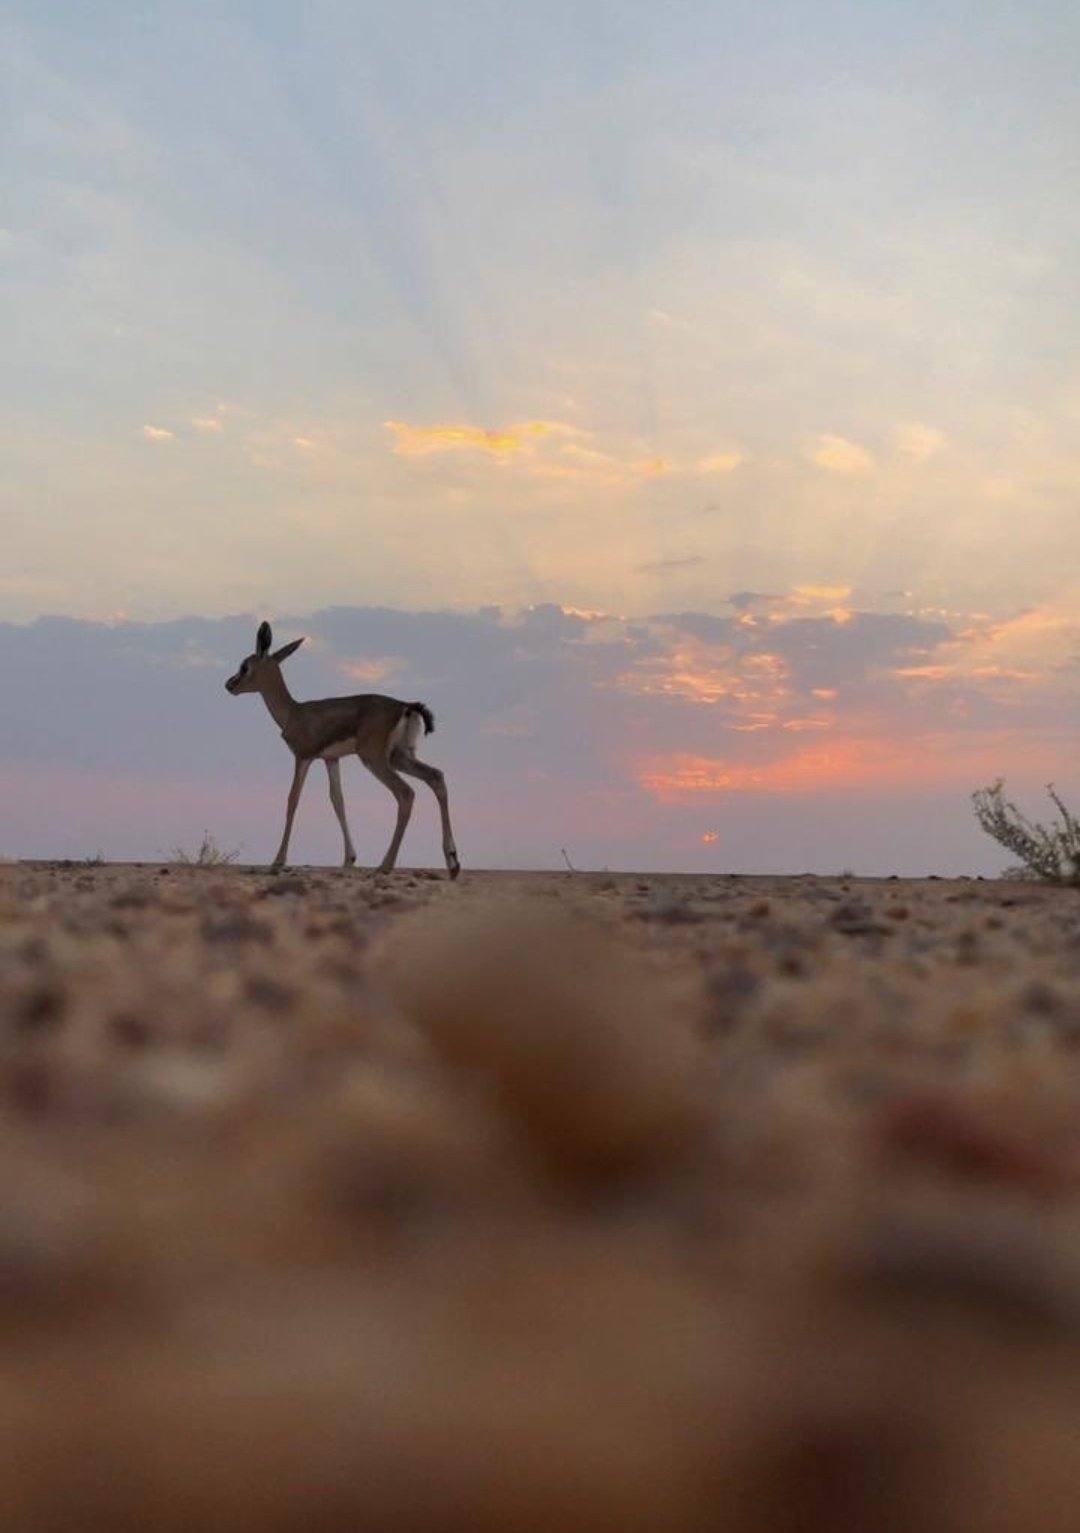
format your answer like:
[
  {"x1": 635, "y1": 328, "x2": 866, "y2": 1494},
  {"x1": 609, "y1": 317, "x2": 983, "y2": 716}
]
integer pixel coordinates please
[
  {"x1": 809, "y1": 434, "x2": 875, "y2": 475},
  {"x1": 142, "y1": 424, "x2": 175, "y2": 442},
  {"x1": 614, "y1": 638, "x2": 792, "y2": 719},
  {"x1": 895, "y1": 606, "x2": 1080, "y2": 699},
  {"x1": 340, "y1": 658, "x2": 404, "y2": 684},
  {"x1": 763, "y1": 586, "x2": 854, "y2": 620},
  {"x1": 539, "y1": 444, "x2": 677, "y2": 486},
  {"x1": 384, "y1": 420, "x2": 738, "y2": 487},
  {"x1": 560, "y1": 604, "x2": 611, "y2": 621},
  {"x1": 796, "y1": 584, "x2": 849, "y2": 601},
  {"x1": 698, "y1": 452, "x2": 743, "y2": 474},
  {"x1": 384, "y1": 420, "x2": 567, "y2": 458}
]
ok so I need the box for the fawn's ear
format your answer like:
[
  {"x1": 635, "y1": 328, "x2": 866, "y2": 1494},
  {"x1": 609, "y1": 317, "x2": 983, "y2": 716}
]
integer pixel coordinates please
[
  {"x1": 256, "y1": 621, "x2": 273, "y2": 656},
  {"x1": 272, "y1": 636, "x2": 305, "y2": 664}
]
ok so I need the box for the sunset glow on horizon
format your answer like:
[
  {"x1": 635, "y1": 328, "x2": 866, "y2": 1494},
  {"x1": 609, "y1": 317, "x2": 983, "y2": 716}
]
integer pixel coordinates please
[{"x1": 635, "y1": 730, "x2": 1068, "y2": 803}]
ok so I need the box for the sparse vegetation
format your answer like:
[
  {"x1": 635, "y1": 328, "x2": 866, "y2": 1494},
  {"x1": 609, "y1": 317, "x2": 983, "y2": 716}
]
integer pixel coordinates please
[
  {"x1": 171, "y1": 832, "x2": 241, "y2": 868},
  {"x1": 972, "y1": 780, "x2": 1080, "y2": 884}
]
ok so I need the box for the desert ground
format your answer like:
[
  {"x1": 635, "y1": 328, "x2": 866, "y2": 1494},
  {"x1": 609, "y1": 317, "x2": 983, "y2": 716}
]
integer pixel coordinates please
[{"x1": 3, "y1": 859, "x2": 1080, "y2": 1529}]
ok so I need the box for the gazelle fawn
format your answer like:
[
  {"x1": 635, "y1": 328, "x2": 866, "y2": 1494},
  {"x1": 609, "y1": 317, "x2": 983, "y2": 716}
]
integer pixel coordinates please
[{"x1": 225, "y1": 621, "x2": 460, "y2": 878}]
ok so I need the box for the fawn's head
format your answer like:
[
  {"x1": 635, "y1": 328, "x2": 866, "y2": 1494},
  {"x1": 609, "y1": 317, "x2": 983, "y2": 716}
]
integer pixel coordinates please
[{"x1": 225, "y1": 621, "x2": 305, "y2": 695}]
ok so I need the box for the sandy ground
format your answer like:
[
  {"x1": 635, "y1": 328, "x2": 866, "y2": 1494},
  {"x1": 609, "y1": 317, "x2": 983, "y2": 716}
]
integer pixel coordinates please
[{"x1": 3, "y1": 860, "x2": 1080, "y2": 1529}]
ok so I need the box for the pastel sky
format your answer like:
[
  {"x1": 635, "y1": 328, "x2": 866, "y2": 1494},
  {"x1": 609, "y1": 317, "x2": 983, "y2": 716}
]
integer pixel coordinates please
[{"x1": 3, "y1": 2, "x2": 1080, "y2": 871}]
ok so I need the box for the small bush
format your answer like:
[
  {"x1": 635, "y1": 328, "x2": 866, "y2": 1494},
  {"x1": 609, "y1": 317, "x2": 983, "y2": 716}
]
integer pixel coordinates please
[
  {"x1": 972, "y1": 780, "x2": 1080, "y2": 884},
  {"x1": 172, "y1": 832, "x2": 241, "y2": 868}
]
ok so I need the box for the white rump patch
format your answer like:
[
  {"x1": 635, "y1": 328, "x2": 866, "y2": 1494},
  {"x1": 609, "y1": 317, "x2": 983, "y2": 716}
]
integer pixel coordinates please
[{"x1": 389, "y1": 709, "x2": 423, "y2": 758}]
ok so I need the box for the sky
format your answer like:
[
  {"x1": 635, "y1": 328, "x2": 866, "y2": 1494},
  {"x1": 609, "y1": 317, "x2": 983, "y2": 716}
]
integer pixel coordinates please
[{"x1": 3, "y1": 1, "x2": 1080, "y2": 872}]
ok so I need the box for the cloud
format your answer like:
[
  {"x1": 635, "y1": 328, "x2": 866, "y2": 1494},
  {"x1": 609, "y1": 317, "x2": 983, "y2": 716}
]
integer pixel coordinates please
[
  {"x1": 636, "y1": 556, "x2": 706, "y2": 575},
  {"x1": 728, "y1": 588, "x2": 854, "y2": 618},
  {"x1": 190, "y1": 417, "x2": 225, "y2": 434},
  {"x1": 384, "y1": 420, "x2": 570, "y2": 458},
  {"x1": 788, "y1": 585, "x2": 853, "y2": 609},
  {"x1": 533, "y1": 441, "x2": 671, "y2": 486},
  {"x1": 809, "y1": 434, "x2": 875, "y2": 475},
  {"x1": 728, "y1": 591, "x2": 780, "y2": 613},
  {"x1": 142, "y1": 424, "x2": 175, "y2": 442},
  {"x1": 382, "y1": 420, "x2": 736, "y2": 488},
  {"x1": 339, "y1": 657, "x2": 405, "y2": 684},
  {"x1": 610, "y1": 605, "x2": 960, "y2": 763},
  {"x1": 892, "y1": 605, "x2": 1080, "y2": 700},
  {"x1": 697, "y1": 452, "x2": 743, "y2": 474}
]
